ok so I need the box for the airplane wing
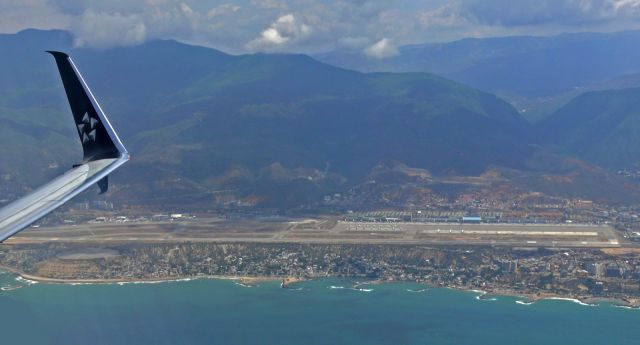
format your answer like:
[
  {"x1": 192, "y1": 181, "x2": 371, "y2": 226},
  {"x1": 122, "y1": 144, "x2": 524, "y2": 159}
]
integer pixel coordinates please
[{"x1": 0, "y1": 51, "x2": 129, "y2": 242}]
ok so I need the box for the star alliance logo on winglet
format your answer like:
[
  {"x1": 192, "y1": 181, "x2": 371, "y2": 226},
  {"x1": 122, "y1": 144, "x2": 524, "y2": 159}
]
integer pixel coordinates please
[{"x1": 77, "y1": 111, "x2": 98, "y2": 144}]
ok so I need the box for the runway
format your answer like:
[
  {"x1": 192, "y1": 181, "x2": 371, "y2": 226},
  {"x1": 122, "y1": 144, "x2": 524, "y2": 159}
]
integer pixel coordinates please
[{"x1": 3, "y1": 218, "x2": 622, "y2": 248}]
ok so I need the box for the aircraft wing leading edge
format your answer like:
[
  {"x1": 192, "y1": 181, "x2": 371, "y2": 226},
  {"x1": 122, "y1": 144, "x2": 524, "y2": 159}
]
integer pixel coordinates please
[{"x1": 0, "y1": 52, "x2": 129, "y2": 242}]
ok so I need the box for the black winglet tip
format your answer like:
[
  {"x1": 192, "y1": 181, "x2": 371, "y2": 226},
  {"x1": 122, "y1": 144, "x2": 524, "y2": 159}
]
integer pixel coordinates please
[
  {"x1": 46, "y1": 50, "x2": 69, "y2": 59},
  {"x1": 97, "y1": 176, "x2": 108, "y2": 194}
]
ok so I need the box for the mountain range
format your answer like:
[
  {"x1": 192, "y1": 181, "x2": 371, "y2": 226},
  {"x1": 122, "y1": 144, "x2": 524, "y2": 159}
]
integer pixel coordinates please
[
  {"x1": 540, "y1": 87, "x2": 640, "y2": 169},
  {"x1": 1, "y1": 29, "x2": 640, "y2": 208},
  {"x1": 316, "y1": 31, "x2": 640, "y2": 119}
]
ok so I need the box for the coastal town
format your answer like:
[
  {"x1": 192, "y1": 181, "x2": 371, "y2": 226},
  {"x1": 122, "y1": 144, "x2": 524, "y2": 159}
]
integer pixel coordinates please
[
  {"x1": 3, "y1": 183, "x2": 640, "y2": 306},
  {"x1": 1, "y1": 241, "x2": 640, "y2": 306},
  {"x1": 4, "y1": 167, "x2": 640, "y2": 306}
]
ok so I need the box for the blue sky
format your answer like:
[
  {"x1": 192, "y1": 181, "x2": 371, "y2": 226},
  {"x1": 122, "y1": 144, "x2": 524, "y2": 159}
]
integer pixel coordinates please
[{"x1": 3, "y1": 0, "x2": 640, "y2": 56}]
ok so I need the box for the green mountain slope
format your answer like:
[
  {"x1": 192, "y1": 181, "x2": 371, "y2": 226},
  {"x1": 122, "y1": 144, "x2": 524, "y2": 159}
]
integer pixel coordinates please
[
  {"x1": 1, "y1": 29, "x2": 535, "y2": 206},
  {"x1": 540, "y1": 87, "x2": 640, "y2": 169}
]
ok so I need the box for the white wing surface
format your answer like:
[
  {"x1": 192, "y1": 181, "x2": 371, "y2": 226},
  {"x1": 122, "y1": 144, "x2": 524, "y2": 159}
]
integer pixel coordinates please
[{"x1": 0, "y1": 52, "x2": 129, "y2": 242}]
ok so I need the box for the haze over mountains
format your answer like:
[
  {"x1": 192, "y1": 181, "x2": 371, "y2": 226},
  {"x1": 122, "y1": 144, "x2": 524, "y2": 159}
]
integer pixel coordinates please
[
  {"x1": 317, "y1": 31, "x2": 640, "y2": 120},
  {"x1": 1, "y1": 29, "x2": 640, "y2": 208}
]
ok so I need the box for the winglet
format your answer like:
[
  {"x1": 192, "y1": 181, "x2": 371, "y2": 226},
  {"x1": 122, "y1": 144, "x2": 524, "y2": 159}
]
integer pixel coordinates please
[
  {"x1": 0, "y1": 53, "x2": 130, "y2": 242},
  {"x1": 47, "y1": 51, "x2": 128, "y2": 162},
  {"x1": 97, "y1": 176, "x2": 108, "y2": 194}
]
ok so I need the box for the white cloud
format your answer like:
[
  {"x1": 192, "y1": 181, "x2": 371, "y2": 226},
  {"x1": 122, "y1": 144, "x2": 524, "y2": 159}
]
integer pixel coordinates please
[
  {"x1": 246, "y1": 13, "x2": 312, "y2": 51},
  {"x1": 363, "y1": 38, "x2": 398, "y2": 59},
  {"x1": 611, "y1": 0, "x2": 640, "y2": 11},
  {"x1": 458, "y1": 0, "x2": 640, "y2": 26},
  {"x1": 207, "y1": 3, "x2": 241, "y2": 18},
  {"x1": 179, "y1": 2, "x2": 194, "y2": 16},
  {"x1": 4, "y1": 0, "x2": 640, "y2": 53},
  {"x1": 0, "y1": 0, "x2": 71, "y2": 33},
  {"x1": 73, "y1": 10, "x2": 146, "y2": 48},
  {"x1": 419, "y1": 3, "x2": 466, "y2": 28},
  {"x1": 251, "y1": 0, "x2": 288, "y2": 10}
]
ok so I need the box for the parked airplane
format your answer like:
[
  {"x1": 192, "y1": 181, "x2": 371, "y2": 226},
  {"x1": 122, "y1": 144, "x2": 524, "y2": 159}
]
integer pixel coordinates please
[{"x1": 0, "y1": 52, "x2": 129, "y2": 242}]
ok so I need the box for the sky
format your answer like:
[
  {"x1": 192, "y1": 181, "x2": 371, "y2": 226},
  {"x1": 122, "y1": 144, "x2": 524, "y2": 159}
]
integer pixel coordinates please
[{"x1": 3, "y1": 0, "x2": 640, "y2": 57}]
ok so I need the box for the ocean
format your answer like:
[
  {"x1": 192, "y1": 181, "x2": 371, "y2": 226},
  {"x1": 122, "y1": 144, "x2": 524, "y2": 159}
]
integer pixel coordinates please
[{"x1": 1, "y1": 271, "x2": 639, "y2": 345}]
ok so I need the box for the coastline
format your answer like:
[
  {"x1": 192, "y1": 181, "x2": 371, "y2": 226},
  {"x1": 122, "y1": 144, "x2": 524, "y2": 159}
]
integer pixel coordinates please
[
  {"x1": 1, "y1": 265, "x2": 638, "y2": 308},
  {"x1": 0, "y1": 265, "x2": 287, "y2": 286},
  {"x1": 464, "y1": 287, "x2": 640, "y2": 309}
]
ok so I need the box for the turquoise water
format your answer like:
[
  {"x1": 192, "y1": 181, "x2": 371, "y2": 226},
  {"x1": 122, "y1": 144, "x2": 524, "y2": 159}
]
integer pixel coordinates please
[{"x1": 1, "y1": 272, "x2": 639, "y2": 344}]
